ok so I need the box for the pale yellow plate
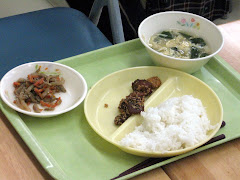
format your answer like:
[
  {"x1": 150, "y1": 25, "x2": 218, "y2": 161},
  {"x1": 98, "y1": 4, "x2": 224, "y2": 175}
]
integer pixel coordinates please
[{"x1": 84, "y1": 66, "x2": 223, "y2": 157}]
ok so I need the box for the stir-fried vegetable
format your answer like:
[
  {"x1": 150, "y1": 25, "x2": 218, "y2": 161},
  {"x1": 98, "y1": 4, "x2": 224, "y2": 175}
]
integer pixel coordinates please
[{"x1": 13, "y1": 66, "x2": 66, "y2": 113}]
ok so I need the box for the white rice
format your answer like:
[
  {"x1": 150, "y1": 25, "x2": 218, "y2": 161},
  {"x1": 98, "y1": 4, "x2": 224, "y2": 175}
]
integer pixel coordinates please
[{"x1": 119, "y1": 95, "x2": 216, "y2": 152}]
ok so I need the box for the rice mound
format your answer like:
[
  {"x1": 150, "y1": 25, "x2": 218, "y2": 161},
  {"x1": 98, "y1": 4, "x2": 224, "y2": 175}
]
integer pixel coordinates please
[{"x1": 119, "y1": 95, "x2": 216, "y2": 152}]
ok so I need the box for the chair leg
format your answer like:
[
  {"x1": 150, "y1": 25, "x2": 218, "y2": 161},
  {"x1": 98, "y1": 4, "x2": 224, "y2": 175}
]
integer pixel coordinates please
[
  {"x1": 107, "y1": 0, "x2": 125, "y2": 44},
  {"x1": 89, "y1": 0, "x2": 125, "y2": 44},
  {"x1": 89, "y1": 0, "x2": 107, "y2": 25}
]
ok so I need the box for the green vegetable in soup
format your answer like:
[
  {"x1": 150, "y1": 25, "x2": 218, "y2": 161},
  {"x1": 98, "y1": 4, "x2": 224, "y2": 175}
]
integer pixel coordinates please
[
  {"x1": 158, "y1": 31, "x2": 173, "y2": 39},
  {"x1": 190, "y1": 38, "x2": 206, "y2": 46},
  {"x1": 179, "y1": 32, "x2": 192, "y2": 39},
  {"x1": 191, "y1": 46, "x2": 200, "y2": 59},
  {"x1": 149, "y1": 30, "x2": 211, "y2": 59},
  {"x1": 171, "y1": 47, "x2": 178, "y2": 51},
  {"x1": 191, "y1": 48, "x2": 209, "y2": 59},
  {"x1": 200, "y1": 53, "x2": 209, "y2": 58}
]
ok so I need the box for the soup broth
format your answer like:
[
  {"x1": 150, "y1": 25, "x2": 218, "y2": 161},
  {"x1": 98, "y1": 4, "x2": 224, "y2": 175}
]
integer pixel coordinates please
[{"x1": 149, "y1": 30, "x2": 211, "y2": 59}]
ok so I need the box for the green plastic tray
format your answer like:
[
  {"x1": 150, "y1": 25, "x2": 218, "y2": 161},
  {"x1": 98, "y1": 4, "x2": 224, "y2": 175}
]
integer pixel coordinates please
[{"x1": 1, "y1": 39, "x2": 240, "y2": 180}]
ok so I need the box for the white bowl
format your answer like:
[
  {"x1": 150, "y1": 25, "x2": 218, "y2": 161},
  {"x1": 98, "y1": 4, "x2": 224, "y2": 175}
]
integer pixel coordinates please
[
  {"x1": 138, "y1": 11, "x2": 224, "y2": 74},
  {"x1": 0, "y1": 61, "x2": 87, "y2": 117}
]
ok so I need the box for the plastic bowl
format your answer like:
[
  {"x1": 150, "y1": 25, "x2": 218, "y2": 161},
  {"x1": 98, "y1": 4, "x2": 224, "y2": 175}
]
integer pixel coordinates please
[{"x1": 138, "y1": 11, "x2": 224, "y2": 74}]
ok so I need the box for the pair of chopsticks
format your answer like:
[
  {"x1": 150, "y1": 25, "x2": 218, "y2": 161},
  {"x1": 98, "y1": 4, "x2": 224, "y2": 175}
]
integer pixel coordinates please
[{"x1": 111, "y1": 121, "x2": 226, "y2": 180}]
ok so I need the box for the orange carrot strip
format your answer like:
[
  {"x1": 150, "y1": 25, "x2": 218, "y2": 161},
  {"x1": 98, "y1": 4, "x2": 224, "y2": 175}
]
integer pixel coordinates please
[
  {"x1": 34, "y1": 88, "x2": 43, "y2": 99},
  {"x1": 45, "y1": 94, "x2": 51, "y2": 98},
  {"x1": 34, "y1": 88, "x2": 43, "y2": 93},
  {"x1": 13, "y1": 82, "x2": 21, "y2": 87},
  {"x1": 52, "y1": 97, "x2": 61, "y2": 108},
  {"x1": 34, "y1": 78, "x2": 44, "y2": 86},
  {"x1": 40, "y1": 100, "x2": 52, "y2": 107},
  {"x1": 28, "y1": 75, "x2": 40, "y2": 83},
  {"x1": 28, "y1": 75, "x2": 34, "y2": 83},
  {"x1": 40, "y1": 97, "x2": 61, "y2": 108},
  {"x1": 50, "y1": 86, "x2": 55, "y2": 90}
]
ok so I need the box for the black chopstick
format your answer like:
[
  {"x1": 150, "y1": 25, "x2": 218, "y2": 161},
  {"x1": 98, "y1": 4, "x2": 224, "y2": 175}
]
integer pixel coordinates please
[
  {"x1": 111, "y1": 121, "x2": 226, "y2": 180},
  {"x1": 221, "y1": 120, "x2": 226, "y2": 128}
]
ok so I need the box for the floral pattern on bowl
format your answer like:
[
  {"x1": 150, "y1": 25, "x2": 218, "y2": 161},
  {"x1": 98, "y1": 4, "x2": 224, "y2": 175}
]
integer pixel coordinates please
[{"x1": 177, "y1": 18, "x2": 200, "y2": 30}]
